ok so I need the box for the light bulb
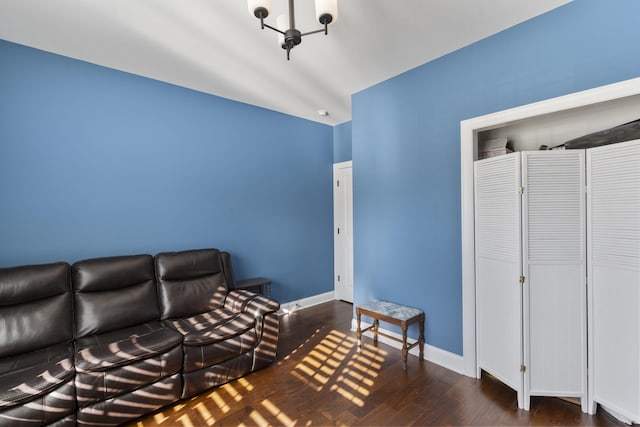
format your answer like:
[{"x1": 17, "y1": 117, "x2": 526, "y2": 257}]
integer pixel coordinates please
[
  {"x1": 315, "y1": 0, "x2": 337, "y2": 24},
  {"x1": 248, "y1": 0, "x2": 271, "y2": 18},
  {"x1": 277, "y1": 14, "x2": 287, "y2": 47}
]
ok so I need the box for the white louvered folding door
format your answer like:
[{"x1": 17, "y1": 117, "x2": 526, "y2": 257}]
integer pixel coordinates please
[
  {"x1": 474, "y1": 153, "x2": 525, "y2": 408},
  {"x1": 521, "y1": 151, "x2": 587, "y2": 411},
  {"x1": 587, "y1": 139, "x2": 640, "y2": 423}
]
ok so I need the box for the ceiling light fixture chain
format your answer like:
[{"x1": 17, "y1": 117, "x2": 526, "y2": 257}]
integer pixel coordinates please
[{"x1": 248, "y1": 0, "x2": 338, "y2": 60}]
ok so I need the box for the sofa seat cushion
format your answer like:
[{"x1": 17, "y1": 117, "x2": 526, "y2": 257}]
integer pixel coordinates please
[
  {"x1": 76, "y1": 373, "x2": 182, "y2": 426},
  {"x1": 182, "y1": 352, "x2": 254, "y2": 398},
  {"x1": 168, "y1": 309, "x2": 255, "y2": 345},
  {"x1": 75, "y1": 322, "x2": 182, "y2": 372},
  {"x1": 0, "y1": 343, "x2": 74, "y2": 408},
  {"x1": 75, "y1": 346, "x2": 182, "y2": 407},
  {"x1": 0, "y1": 379, "x2": 76, "y2": 427},
  {"x1": 167, "y1": 310, "x2": 257, "y2": 372}
]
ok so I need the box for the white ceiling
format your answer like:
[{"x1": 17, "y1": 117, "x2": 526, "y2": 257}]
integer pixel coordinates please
[{"x1": 0, "y1": 0, "x2": 571, "y2": 125}]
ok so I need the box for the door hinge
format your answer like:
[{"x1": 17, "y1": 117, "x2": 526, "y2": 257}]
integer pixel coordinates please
[
  {"x1": 520, "y1": 364, "x2": 526, "y2": 373},
  {"x1": 337, "y1": 275, "x2": 341, "y2": 282},
  {"x1": 519, "y1": 276, "x2": 525, "y2": 285},
  {"x1": 337, "y1": 227, "x2": 340, "y2": 235},
  {"x1": 518, "y1": 186, "x2": 524, "y2": 195},
  {"x1": 337, "y1": 180, "x2": 340, "y2": 187}
]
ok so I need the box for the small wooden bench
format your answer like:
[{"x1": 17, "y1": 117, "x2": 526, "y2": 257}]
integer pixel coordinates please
[{"x1": 356, "y1": 300, "x2": 425, "y2": 370}]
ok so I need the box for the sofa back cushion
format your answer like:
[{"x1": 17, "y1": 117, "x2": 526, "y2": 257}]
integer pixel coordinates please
[
  {"x1": 155, "y1": 249, "x2": 228, "y2": 320},
  {"x1": 220, "y1": 251, "x2": 237, "y2": 289},
  {"x1": 0, "y1": 262, "x2": 73, "y2": 358},
  {"x1": 72, "y1": 254, "x2": 160, "y2": 337}
]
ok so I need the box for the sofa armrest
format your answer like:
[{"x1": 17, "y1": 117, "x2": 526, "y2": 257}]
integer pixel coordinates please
[
  {"x1": 224, "y1": 289, "x2": 280, "y2": 318},
  {"x1": 225, "y1": 290, "x2": 281, "y2": 370}
]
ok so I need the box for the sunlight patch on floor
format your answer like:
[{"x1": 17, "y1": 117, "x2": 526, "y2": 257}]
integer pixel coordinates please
[
  {"x1": 193, "y1": 402, "x2": 215, "y2": 425},
  {"x1": 223, "y1": 383, "x2": 243, "y2": 402},
  {"x1": 237, "y1": 377, "x2": 254, "y2": 391},
  {"x1": 262, "y1": 398, "x2": 295, "y2": 425},
  {"x1": 207, "y1": 390, "x2": 230, "y2": 414},
  {"x1": 175, "y1": 413, "x2": 195, "y2": 427},
  {"x1": 291, "y1": 329, "x2": 385, "y2": 408},
  {"x1": 248, "y1": 408, "x2": 270, "y2": 426},
  {"x1": 154, "y1": 411, "x2": 168, "y2": 424},
  {"x1": 171, "y1": 403, "x2": 186, "y2": 412}
]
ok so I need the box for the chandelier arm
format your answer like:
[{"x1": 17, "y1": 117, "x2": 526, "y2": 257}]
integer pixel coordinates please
[
  {"x1": 261, "y1": 22, "x2": 287, "y2": 36},
  {"x1": 300, "y1": 27, "x2": 328, "y2": 37}
]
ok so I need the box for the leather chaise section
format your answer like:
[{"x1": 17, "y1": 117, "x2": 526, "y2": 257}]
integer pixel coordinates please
[{"x1": 156, "y1": 249, "x2": 269, "y2": 398}]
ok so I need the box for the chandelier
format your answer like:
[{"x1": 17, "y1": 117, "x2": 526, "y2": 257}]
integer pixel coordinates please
[{"x1": 248, "y1": 0, "x2": 338, "y2": 60}]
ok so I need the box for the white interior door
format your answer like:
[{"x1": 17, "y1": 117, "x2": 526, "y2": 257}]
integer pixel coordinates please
[
  {"x1": 474, "y1": 152, "x2": 525, "y2": 408},
  {"x1": 334, "y1": 161, "x2": 353, "y2": 303},
  {"x1": 588, "y1": 139, "x2": 640, "y2": 423},
  {"x1": 521, "y1": 151, "x2": 587, "y2": 411}
]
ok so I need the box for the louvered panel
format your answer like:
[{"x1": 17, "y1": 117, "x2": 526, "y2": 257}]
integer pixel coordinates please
[
  {"x1": 474, "y1": 153, "x2": 523, "y2": 401},
  {"x1": 522, "y1": 150, "x2": 587, "y2": 406},
  {"x1": 588, "y1": 139, "x2": 640, "y2": 423},
  {"x1": 474, "y1": 154, "x2": 521, "y2": 261},
  {"x1": 523, "y1": 151, "x2": 585, "y2": 263},
  {"x1": 589, "y1": 140, "x2": 640, "y2": 271}
]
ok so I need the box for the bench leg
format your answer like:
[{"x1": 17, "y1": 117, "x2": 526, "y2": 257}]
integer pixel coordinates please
[
  {"x1": 356, "y1": 312, "x2": 362, "y2": 350},
  {"x1": 402, "y1": 326, "x2": 408, "y2": 370},
  {"x1": 419, "y1": 314, "x2": 425, "y2": 361},
  {"x1": 373, "y1": 319, "x2": 379, "y2": 345}
]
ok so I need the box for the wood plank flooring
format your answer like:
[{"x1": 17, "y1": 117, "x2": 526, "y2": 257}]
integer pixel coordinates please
[{"x1": 131, "y1": 300, "x2": 623, "y2": 426}]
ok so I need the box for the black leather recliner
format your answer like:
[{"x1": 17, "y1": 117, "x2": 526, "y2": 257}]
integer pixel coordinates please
[
  {"x1": 71, "y1": 255, "x2": 183, "y2": 425},
  {"x1": 0, "y1": 263, "x2": 77, "y2": 426},
  {"x1": 155, "y1": 249, "x2": 279, "y2": 398}
]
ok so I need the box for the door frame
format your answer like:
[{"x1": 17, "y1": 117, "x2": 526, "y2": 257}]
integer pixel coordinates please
[
  {"x1": 460, "y1": 77, "x2": 640, "y2": 378},
  {"x1": 333, "y1": 160, "x2": 353, "y2": 302}
]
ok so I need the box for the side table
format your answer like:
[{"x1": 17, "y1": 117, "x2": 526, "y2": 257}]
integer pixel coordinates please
[{"x1": 234, "y1": 277, "x2": 272, "y2": 298}]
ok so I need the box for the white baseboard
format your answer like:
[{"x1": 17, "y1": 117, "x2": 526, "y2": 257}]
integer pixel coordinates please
[
  {"x1": 278, "y1": 291, "x2": 335, "y2": 316},
  {"x1": 599, "y1": 403, "x2": 635, "y2": 425},
  {"x1": 351, "y1": 319, "x2": 465, "y2": 375}
]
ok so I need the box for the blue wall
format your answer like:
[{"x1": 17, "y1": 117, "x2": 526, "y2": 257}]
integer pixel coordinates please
[
  {"x1": 0, "y1": 40, "x2": 334, "y2": 304},
  {"x1": 352, "y1": 0, "x2": 640, "y2": 355},
  {"x1": 333, "y1": 121, "x2": 352, "y2": 163}
]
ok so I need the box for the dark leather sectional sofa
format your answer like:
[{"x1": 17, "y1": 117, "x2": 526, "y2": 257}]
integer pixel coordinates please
[{"x1": 0, "y1": 248, "x2": 280, "y2": 426}]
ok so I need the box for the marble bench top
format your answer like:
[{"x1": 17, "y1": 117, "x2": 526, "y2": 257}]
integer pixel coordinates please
[{"x1": 357, "y1": 299, "x2": 423, "y2": 321}]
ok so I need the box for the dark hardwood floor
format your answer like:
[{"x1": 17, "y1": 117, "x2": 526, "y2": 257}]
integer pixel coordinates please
[{"x1": 132, "y1": 301, "x2": 623, "y2": 426}]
